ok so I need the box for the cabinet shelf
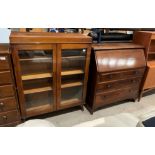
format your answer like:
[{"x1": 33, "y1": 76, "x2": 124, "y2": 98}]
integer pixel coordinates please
[
  {"x1": 24, "y1": 81, "x2": 83, "y2": 95},
  {"x1": 62, "y1": 56, "x2": 85, "y2": 59},
  {"x1": 61, "y1": 81, "x2": 83, "y2": 88},
  {"x1": 22, "y1": 72, "x2": 52, "y2": 80},
  {"x1": 22, "y1": 69, "x2": 84, "y2": 81},
  {"x1": 148, "y1": 52, "x2": 155, "y2": 54},
  {"x1": 61, "y1": 98, "x2": 81, "y2": 105},
  {"x1": 61, "y1": 69, "x2": 84, "y2": 76},
  {"x1": 24, "y1": 86, "x2": 52, "y2": 94},
  {"x1": 20, "y1": 57, "x2": 51, "y2": 61}
]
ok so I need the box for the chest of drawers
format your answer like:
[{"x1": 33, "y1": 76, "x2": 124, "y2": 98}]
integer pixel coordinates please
[
  {"x1": 86, "y1": 43, "x2": 146, "y2": 114},
  {"x1": 0, "y1": 44, "x2": 21, "y2": 126}
]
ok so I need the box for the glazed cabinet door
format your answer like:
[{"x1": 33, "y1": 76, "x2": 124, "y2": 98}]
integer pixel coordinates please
[
  {"x1": 12, "y1": 44, "x2": 56, "y2": 118},
  {"x1": 57, "y1": 44, "x2": 91, "y2": 110}
]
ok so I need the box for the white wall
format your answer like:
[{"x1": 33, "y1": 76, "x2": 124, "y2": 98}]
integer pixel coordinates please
[{"x1": 0, "y1": 28, "x2": 11, "y2": 43}]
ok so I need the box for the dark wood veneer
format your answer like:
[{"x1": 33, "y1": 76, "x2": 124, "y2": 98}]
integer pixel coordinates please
[
  {"x1": 0, "y1": 44, "x2": 21, "y2": 126},
  {"x1": 86, "y1": 42, "x2": 146, "y2": 113},
  {"x1": 10, "y1": 32, "x2": 92, "y2": 119}
]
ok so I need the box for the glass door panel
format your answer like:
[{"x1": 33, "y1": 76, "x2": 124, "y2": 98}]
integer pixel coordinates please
[
  {"x1": 18, "y1": 50, "x2": 54, "y2": 112},
  {"x1": 61, "y1": 49, "x2": 86, "y2": 105}
]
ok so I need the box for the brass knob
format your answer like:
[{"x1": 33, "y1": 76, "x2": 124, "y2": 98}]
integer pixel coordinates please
[
  {"x1": 135, "y1": 71, "x2": 138, "y2": 75},
  {"x1": 131, "y1": 79, "x2": 136, "y2": 83},
  {"x1": 2, "y1": 115, "x2": 7, "y2": 120},
  {"x1": 109, "y1": 75, "x2": 113, "y2": 79},
  {"x1": 0, "y1": 102, "x2": 4, "y2": 107},
  {"x1": 107, "y1": 84, "x2": 111, "y2": 88}
]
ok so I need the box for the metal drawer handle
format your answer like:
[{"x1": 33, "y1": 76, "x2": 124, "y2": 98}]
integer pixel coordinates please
[
  {"x1": 2, "y1": 115, "x2": 7, "y2": 120},
  {"x1": 106, "y1": 84, "x2": 112, "y2": 88},
  {"x1": 0, "y1": 102, "x2": 4, "y2": 107},
  {"x1": 109, "y1": 75, "x2": 113, "y2": 79},
  {"x1": 131, "y1": 79, "x2": 136, "y2": 83},
  {"x1": 134, "y1": 71, "x2": 139, "y2": 75}
]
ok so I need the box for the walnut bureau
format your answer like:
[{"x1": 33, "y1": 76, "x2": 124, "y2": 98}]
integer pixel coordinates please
[
  {"x1": 10, "y1": 32, "x2": 92, "y2": 119},
  {"x1": 86, "y1": 43, "x2": 146, "y2": 114},
  {"x1": 0, "y1": 44, "x2": 21, "y2": 126}
]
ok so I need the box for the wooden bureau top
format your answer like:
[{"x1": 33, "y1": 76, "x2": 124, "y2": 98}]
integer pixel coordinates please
[
  {"x1": 95, "y1": 49, "x2": 146, "y2": 73},
  {"x1": 10, "y1": 32, "x2": 92, "y2": 44},
  {"x1": 92, "y1": 42, "x2": 144, "y2": 50},
  {"x1": 0, "y1": 44, "x2": 9, "y2": 54}
]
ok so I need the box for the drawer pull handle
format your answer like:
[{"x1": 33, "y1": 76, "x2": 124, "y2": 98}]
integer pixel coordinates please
[
  {"x1": 0, "y1": 102, "x2": 4, "y2": 107},
  {"x1": 135, "y1": 71, "x2": 139, "y2": 75},
  {"x1": 131, "y1": 80, "x2": 136, "y2": 83},
  {"x1": 106, "y1": 84, "x2": 112, "y2": 88},
  {"x1": 2, "y1": 116, "x2": 7, "y2": 120},
  {"x1": 109, "y1": 75, "x2": 113, "y2": 79}
]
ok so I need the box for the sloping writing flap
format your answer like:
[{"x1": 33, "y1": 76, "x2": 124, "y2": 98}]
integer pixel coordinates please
[{"x1": 95, "y1": 49, "x2": 146, "y2": 73}]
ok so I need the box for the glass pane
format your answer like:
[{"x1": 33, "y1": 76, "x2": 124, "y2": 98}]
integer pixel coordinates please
[
  {"x1": 62, "y1": 49, "x2": 86, "y2": 71},
  {"x1": 18, "y1": 50, "x2": 54, "y2": 110},
  {"x1": 61, "y1": 86, "x2": 83, "y2": 105},
  {"x1": 61, "y1": 49, "x2": 86, "y2": 104},
  {"x1": 19, "y1": 50, "x2": 53, "y2": 75}
]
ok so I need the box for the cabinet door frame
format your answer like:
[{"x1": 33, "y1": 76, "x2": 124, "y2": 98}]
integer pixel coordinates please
[
  {"x1": 11, "y1": 44, "x2": 57, "y2": 119},
  {"x1": 57, "y1": 43, "x2": 91, "y2": 110}
]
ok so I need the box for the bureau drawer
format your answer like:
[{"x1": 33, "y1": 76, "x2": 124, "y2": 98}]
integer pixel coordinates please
[
  {"x1": 0, "y1": 85, "x2": 14, "y2": 98},
  {"x1": 0, "y1": 97, "x2": 17, "y2": 112},
  {"x1": 97, "y1": 77, "x2": 141, "y2": 93},
  {"x1": 95, "y1": 87, "x2": 139, "y2": 108},
  {"x1": 0, "y1": 71, "x2": 12, "y2": 85},
  {"x1": 98, "y1": 68, "x2": 145, "y2": 83},
  {"x1": 0, "y1": 56, "x2": 10, "y2": 71},
  {"x1": 0, "y1": 110, "x2": 20, "y2": 126}
]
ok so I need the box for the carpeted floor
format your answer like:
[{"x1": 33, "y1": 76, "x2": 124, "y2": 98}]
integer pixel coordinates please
[{"x1": 43, "y1": 91, "x2": 155, "y2": 127}]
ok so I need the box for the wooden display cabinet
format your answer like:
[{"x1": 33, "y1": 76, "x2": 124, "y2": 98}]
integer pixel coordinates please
[
  {"x1": 133, "y1": 31, "x2": 155, "y2": 100},
  {"x1": 10, "y1": 32, "x2": 92, "y2": 119}
]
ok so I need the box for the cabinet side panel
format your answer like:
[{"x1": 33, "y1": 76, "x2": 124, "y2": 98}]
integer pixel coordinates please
[{"x1": 11, "y1": 46, "x2": 26, "y2": 119}]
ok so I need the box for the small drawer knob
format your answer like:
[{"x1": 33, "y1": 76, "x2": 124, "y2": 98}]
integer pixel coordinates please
[
  {"x1": 107, "y1": 84, "x2": 112, "y2": 88},
  {"x1": 131, "y1": 79, "x2": 136, "y2": 83},
  {"x1": 135, "y1": 71, "x2": 139, "y2": 75},
  {"x1": 109, "y1": 75, "x2": 113, "y2": 79},
  {"x1": 103, "y1": 95, "x2": 106, "y2": 98},
  {"x1": 0, "y1": 102, "x2": 4, "y2": 107},
  {"x1": 2, "y1": 115, "x2": 7, "y2": 120}
]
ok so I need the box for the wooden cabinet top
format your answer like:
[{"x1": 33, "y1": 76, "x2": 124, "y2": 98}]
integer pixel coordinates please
[
  {"x1": 92, "y1": 42, "x2": 144, "y2": 50},
  {"x1": 95, "y1": 49, "x2": 146, "y2": 73},
  {"x1": 10, "y1": 32, "x2": 92, "y2": 44},
  {"x1": 0, "y1": 44, "x2": 9, "y2": 54}
]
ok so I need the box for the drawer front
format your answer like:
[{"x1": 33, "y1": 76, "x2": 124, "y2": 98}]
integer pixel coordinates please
[
  {"x1": 0, "y1": 56, "x2": 10, "y2": 71},
  {"x1": 0, "y1": 85, "x2": 14, "y2": 98},
  {"x1": 0, "y1": 110, "x2": 20, "y2": 126},
  {"x1": 98, "y1": 68, "x2": 145, "y2": 83},
  {"x1": 0, "y1": 71, "x2": 12, "y2": 85},
  {"x1": 0, "y1": 97, "x2": 17, "y2": 112},
  {"x1": 97, "y1": 77, "x2": 141, "y2": 93},
  {"x1": 95, "y1": 87, "x2": 138, "y2": 108}
]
